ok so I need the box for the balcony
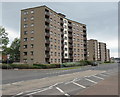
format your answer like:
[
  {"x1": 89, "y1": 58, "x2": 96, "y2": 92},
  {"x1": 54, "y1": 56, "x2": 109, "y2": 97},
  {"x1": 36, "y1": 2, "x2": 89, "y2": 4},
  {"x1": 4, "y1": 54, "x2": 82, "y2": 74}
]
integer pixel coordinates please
[
  {"x1": 69, "y1": 45, "x2": 73, "y2": 48},
  {"x1": 45, "y1": 32, "x2": 50, "y2": 37},
  {"x1": 45, "y1": 12, "x2": 50, "y2": 16},
  {"x1": 45, "y1": 18, "x2": 50, "y2": 23},
  {"x1": 68, "y1": 29, "x2": 72, "y2": 32},
  {"x1": 83, "y1": 26, "x2": 86, "y2": 29},
  {"x1": 68, "y1": 39, "x2": 73, "y2": 43},
  {"x1": 45, "y1": 40, "x2": 50, "y2": 44},
  {"x1": 68, "y1": 34, "x2": 72, "y2": 38},
  {"x1": 45, "y1": 25, "x2": 50, "y2": 30},
  {"x1": 45, "y1": 47, "x2": 50, "y2": 51},
  {"x1": 45, "y1": 54, "x2": 50, "y2": 58},
  {"x1": 83, "y1": 30, "x2": 86, "y2": 33}
]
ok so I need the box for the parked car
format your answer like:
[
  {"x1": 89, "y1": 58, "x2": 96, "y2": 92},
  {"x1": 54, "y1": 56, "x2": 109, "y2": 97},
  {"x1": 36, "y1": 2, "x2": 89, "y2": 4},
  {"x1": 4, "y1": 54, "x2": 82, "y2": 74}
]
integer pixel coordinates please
[{"x1": 91, "y1": 61, "x2": 98, "y2": 66}]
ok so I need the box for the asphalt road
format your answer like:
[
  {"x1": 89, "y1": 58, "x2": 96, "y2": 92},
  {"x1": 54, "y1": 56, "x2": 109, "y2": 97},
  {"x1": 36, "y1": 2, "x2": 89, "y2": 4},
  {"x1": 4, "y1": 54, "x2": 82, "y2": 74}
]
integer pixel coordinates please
[
  {"x1": 2, "y1": 63, "x2": 118, "y2": 96},
  {"x1": 2, "y1": 63, "x2": 118, "y2": 84}
]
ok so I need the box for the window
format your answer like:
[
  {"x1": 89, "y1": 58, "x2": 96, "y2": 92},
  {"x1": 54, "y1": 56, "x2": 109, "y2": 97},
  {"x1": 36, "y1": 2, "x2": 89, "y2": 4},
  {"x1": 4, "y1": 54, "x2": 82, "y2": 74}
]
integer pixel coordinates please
[
  {"x1": 65, "y1": 48, "x2": 67, "y2": 51},
  {"x1": 23, "y1": 45, "x2": 27, "y2": 49},
  {"x1": 58, "y1": 46, "x2": 60, "y2": 50},
  {"x1": 78, "y1": 49, "x2": 80, "y2": 52},
  {"x1": 74, "y1": 54, "x2": 76, "y2": 57},
  {"x1": 50, "y1": 38, "x2": 52, "y2": 42},
  {"x1": 50, "y1": 24, "x2": 53, "y2": 28},
  {"x1": 64, "y1": 36, "x2": 67, "y2": 40},
  {"x1": 50, "y1": 18, "x2": 52, "y2": 21},
  {"x1": 50, "y1": 31, "x2": 53, "y2": 35},
  {"x1": 50, "y1": 44, "x2": 53, "y2": 49},
  {"x1": 51, "y1": 59, "x2": 53, "y2": 62},
  {"x1": 64, "y1": 31, "x2": 67, "y2": 34},
  {"x1": 73, "y1": 38, "x2": 75, "y2": 41},
  {"x1": 58, "y1": 59, "x2": 60, "y2": 62},
  {"x1": 31, "y1": 30, "x2": 34, "y2": 34},
  {"x1": 74, "y1": 43, "x2": 76, "y2": 47},
  {"x1": 77, "y1": 39, "x2": 80, "y2": 42},
  {"x1": 51, "y1": 52, "x2": 53, "y2": 56},
  {"x1": 77, "y1": 44, "x2": 80, "y2": 47},
  {"x1": 24, "y1": 38, "x2": 27, "y2": 42},
  {"x1": 64, "y1": 42, "x2": 67, "y2": 45},
  {"x1": 58, "y1": 40, "x2": 60, "y2": 43},
  {"x1": 24, "y1": 18, "x2": 28, "y2": 22},
  {"x1": 31, "y1": 23, "x2": 34, "y2": 27},
  {"x1": 24, "y1": 11, "x2": 28, "y2": 15},
  {"x1": 55, "y1": 59, "x2": 57, "y2": 63},
  {"x1": 24, "y1": 24, "x2": 28, "y2": 28},
  {"x1": 50, "y1": 12, "x2": 52, "y2": 15},
  {"x1": 31, "y1": 44, "x2": 34, "y2": 48},
  {"x1": 31, "y1": 10, "x2": 34, "y2": 14},
  {"x1": 30, "y1": 51, "x2": 34, "y2": 55},
  {"x1": 23, "y1": 59, "x2": 27, "y2": 63},
  {"x1": 23, "y1": 52, "x2": 27, "y2": 55},
  {"x1": 31, "y1": 37, "x2": 34, "y2": 40},
  {"x1": 65, "y1": 53, "x2": 67, "y2": 56},
  {"x1": 54, "y1": 45, "x2": 57, "y2": 49},
  {"x1": 54, "y1": 39, "x2": 56, "y2": 43},
  {"x1": 31, "y1": 17, "x2": 34, "y2": 20},
  {"x1": 55, "y1": 52, "x2": 57, "y2": 56},
  {"x1": 24, "y1": 31, "x2": 28, "y2": 35},
  {"x1": 64, "y1": 20, "x2": 67, "y2": 23},
  {"x1": 74, "y1": 48, "x2": 76, "y2": 52},
  {"x1": 77, "y1": 34, "x2": 79, "y2": 37},
  {"x1": 58, "y1": 53, "x2": 60, "y2": 56}
]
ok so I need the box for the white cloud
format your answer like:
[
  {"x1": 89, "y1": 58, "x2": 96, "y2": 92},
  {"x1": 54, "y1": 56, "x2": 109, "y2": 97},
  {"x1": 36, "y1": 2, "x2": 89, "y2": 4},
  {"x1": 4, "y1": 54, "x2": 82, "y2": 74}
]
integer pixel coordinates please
[{"x1": 5, "y1": 28, "x2": 20, "y2": 46}]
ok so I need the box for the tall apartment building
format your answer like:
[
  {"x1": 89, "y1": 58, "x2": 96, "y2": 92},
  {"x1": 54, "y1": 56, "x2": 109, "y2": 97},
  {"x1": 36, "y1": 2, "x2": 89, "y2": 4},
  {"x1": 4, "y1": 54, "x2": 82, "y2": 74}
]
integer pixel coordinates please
[
  {"x1": 87, "y1": 39, "x2": 98, "y2": 61},
  {"x1": 106, "y1": 49, "x2": 110, "y2": 61},
  {"x1": 98, "y1": 42, "x2": 107, "y2": 62},
  {"x1": 87, "y1": 39, "x2": 110, "y2": 62},
  {"x1": 20, "y1": 5, "x2": 87, "y2": 64}
]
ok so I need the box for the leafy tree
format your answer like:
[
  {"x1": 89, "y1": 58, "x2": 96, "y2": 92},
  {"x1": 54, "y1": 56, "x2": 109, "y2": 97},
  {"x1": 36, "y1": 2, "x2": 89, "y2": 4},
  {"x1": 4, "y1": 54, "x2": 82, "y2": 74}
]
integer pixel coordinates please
[
  {"x1": 0, "y1": 27, "x2": 9, "y2": 56},
  {"x1": 9, "y1": 38, "x2": 20, "y2": 62},
  {"x1": 0, "y1": 27, "x2": 9, "y2": 47}
]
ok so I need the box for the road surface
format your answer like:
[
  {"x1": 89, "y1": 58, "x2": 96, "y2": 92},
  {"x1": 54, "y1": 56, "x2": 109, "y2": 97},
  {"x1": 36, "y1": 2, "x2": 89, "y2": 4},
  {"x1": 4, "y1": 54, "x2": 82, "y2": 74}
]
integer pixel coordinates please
[{"x1": 2, "y1": 63, "x2": 118, "y2": 96}]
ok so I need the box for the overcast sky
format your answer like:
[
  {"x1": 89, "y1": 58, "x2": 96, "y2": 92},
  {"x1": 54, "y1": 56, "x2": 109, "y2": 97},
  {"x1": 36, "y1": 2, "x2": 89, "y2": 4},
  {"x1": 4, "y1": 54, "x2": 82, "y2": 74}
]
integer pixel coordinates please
[{"x1": 1, "y1": 2, "x2": 118, "y2": 57}]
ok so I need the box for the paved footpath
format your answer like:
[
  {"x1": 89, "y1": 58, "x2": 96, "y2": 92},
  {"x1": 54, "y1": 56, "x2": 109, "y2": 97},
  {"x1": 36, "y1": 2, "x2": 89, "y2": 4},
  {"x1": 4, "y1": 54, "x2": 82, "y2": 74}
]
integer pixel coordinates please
[{"x1": 77, "y1": 72, "x2": 118, "y2": 95}]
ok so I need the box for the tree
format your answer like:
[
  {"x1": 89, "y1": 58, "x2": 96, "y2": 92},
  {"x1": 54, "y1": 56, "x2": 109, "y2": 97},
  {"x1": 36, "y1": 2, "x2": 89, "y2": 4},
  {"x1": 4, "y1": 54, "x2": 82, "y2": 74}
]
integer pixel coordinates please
[
  {"x1": 0, "y1": 27, "x2": 9, "y2": 47},
  {"x1": 9, "y1": 38, "x2": 20, "y2": 62},
  {"x1": 0, "y1": 27, "x2": 9, "y2": 60}
]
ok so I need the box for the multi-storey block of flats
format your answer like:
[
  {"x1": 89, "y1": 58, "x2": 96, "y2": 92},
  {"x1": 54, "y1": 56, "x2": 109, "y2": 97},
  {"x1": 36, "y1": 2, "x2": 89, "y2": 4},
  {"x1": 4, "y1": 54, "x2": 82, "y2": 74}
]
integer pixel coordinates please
[
  {"x1": 20, "y1": 5, "x2": 87, "y2": 64},
  {"x1": 87, "y1": 39, "x2": 110, "y2": 62}
]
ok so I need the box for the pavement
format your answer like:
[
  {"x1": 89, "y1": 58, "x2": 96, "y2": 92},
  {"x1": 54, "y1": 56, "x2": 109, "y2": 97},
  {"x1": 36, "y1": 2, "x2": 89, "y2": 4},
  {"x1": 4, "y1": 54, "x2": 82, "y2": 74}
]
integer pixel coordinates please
[{"x1": 1, "y1": 63, "x2": 118, "y2": 96}]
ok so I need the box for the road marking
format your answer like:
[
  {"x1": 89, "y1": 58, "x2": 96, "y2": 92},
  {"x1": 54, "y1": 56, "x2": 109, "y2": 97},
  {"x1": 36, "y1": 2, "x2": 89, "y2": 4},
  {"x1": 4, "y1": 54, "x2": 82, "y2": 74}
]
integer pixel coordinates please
[
  {"x1": 85, "y1": 78, "x2": 97, "y2": 84},
  {"x1": 11, "y1": 81, "x2": 24, "y2": 85},
  {"x1": 99, "y1": 73, "x2": 107, "y2": 76},
  {"x1": 92, "y1": 75, "x2": 104, "y2": 80},
  {"x1": 56, "y1": 87, "x2": 70, "y2": 96},
  {"x1": 26, "y1": 87, "x2": 50, "y2": 95},
  {"x1": 72, "y1": 82, "x2": 86, "y2": 88},
  {"x1": 16, "y1": 92, "x2": 23, "y2": 95}
]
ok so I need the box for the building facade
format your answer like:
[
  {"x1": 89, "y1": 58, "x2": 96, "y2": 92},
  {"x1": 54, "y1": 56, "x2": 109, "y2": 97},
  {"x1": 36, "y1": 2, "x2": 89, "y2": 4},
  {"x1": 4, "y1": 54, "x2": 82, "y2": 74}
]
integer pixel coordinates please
[
  {"x1": 87, "y1": 39, "x2": 98, "y2": 61},
  {"x1": 87, "y1": 39, "x2": 110, "y2": 62},
  {"x1": 20, "y1": 5, "x2": 87, "y2": 64},
  {"x1": 98, "y1": 42, "x2": 107, "y2": 62},
  {"x1": 106, "y1": 49, "x2": 110, "y2": 62}
]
